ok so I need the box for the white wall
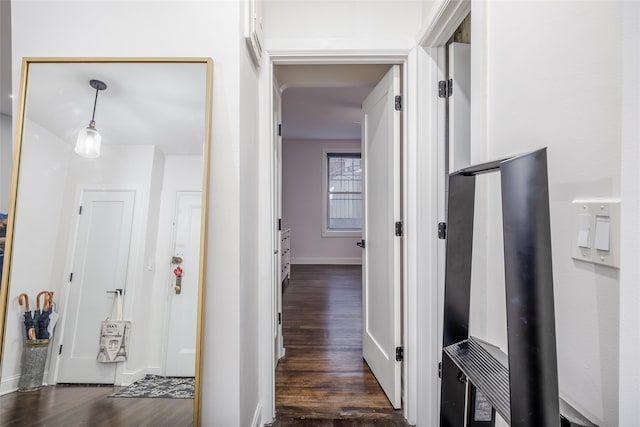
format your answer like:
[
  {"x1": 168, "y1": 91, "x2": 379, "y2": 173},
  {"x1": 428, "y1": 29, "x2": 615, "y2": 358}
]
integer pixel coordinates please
[
  {"x1": 10, "y1": 2, "x2": 249, "y2": 424},
  {"x1": 282, "y1": 139, "x2": 362, "y2": 264},
  {"x1": 0, "y1": 114, "x2": 11, "y2": 213},
  {"x1": 263, "y1": 0, "x2": 422, "y2": 51},
  {"x1": 239, "y1": 30, "x2": 261, "y2": 426},
  {"x1": 0, "y1": 119, "x2": 69, "y2": 394},
  {"x1": 618, "y1": 2, "x2": 640, "y2": 424},
  {"x1": 470, "y1": 2, "x2": 626, "y2": 425}
]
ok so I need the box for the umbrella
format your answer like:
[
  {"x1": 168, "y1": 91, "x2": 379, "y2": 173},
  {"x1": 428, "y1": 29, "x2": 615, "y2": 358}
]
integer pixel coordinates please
[
  {"x1": 18, "y1": 293, "x2": 35, "y2": 340},
  {"x1": 47, "y1": 292, "x2": 59, "y2": 338},
  {"x1": 36, "y1": 291, "x2": 52, "y2": 340}
]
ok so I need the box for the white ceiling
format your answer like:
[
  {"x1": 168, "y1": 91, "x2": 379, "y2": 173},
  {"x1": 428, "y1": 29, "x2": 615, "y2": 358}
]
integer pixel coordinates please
[
  {"x1": 282, "y1": 86, "x2": 372, "y2": 140},
  {"x1": 275, "y1": 64, "x2": 391, "y2": 140},
  {"x1": 25, "y1": 62, "x2": 207, "y2": 155}
]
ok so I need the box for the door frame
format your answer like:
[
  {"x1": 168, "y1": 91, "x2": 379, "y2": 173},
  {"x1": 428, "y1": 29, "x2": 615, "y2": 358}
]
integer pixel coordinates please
[
  {"x1": 417, "y1": 0, "x2": 474, "y2": 425},
  {"x1": 258, "y1": 50, "x2": 417, "y2": 424}
]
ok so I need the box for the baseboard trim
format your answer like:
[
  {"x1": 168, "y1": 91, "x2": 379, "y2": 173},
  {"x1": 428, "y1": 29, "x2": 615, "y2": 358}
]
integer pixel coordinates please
[
  {"x1": 251, "y1": 403, "x2": 262, "y2": 427},
  {"x1": 121, "y1": 367, "x2": 157, "y2": 386},
  {"x1": 0, "y1": 373, "x2": 20, "y2": 396},
  {"x1": 291, "y1": 257, "x2": 362, "y2": 265}
]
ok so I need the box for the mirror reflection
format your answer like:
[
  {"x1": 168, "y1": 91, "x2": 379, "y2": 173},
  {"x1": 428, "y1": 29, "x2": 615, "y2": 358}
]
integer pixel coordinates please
[{"x1": 0, "y1": 60, "x2": 210, "y2": 425}]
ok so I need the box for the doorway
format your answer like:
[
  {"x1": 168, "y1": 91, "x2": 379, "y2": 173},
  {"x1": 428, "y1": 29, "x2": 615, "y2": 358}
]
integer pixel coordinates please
[{"x1": 271, "y1": 62, "x2": 405, "y2": 421}]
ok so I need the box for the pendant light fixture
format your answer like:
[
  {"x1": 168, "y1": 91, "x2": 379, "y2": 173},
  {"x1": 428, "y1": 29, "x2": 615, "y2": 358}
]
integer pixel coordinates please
[{"x1": 75, "y1": 79, "x2": 107, "y2": 158}]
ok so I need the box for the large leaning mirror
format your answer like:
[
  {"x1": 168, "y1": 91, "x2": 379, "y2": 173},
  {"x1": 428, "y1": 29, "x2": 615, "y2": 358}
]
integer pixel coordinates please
[{"x1": 0, "y1": 58, "x2": 212, "y2": 426}]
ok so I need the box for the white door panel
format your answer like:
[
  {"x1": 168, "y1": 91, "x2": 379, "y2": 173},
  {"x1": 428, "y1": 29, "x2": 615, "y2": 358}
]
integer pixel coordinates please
[
  {"x1": 57, "y1": 190, "x2": 135, "y2": 384},
  {"x1": 165, "y1": 192, "x2": 201, "y2": 377},
  {"x1": 361, "y1": 65, "x2": 402, "y2": 409}
]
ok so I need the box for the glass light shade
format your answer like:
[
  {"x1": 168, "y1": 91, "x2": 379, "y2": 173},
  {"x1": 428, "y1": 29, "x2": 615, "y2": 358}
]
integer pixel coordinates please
[{"x1": 75, "y1": 126, "x2": 101, "y2": 158}]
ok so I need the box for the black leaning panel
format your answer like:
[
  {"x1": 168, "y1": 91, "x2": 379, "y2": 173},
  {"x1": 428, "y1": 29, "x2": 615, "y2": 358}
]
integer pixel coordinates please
[
  {"x1": 500, "y1": 149, "x2": 559, "y2": 426},
  {"x1": 440, "y1": 354, "x2": 468, "y2": 427},
  {"x1": 441, "y1": 172, "x2": 476, "y2": 347}
]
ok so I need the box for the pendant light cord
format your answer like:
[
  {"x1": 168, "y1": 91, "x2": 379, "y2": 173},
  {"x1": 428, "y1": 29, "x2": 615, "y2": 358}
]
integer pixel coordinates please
[{"x1": 91, "y1": 85, "x2": 100, "y2": 123}]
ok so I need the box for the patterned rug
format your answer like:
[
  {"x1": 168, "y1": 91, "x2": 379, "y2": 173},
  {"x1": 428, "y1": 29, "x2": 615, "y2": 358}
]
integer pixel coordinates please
[{"x1": 109, "y1": 374, "x2": 194, "y2": 399}]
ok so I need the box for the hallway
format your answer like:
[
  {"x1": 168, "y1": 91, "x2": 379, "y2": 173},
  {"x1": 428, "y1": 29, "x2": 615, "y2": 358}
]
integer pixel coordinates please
[{"x1": 273, "y1": 264, "x2": 408, "y2": 426}]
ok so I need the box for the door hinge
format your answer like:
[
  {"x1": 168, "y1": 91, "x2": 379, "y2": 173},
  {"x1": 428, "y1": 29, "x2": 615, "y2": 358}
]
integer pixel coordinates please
[
  {"x1": 69, "y1": 272, "x2": 73, "y2": 282},
  {"x1": 278, "y1": 312, "x2": 282, "y2": 325},
  {"x1": 59, "y1": 345, "x2": 63, "y2": 355},
  {"x1": 78, "y1": 205, "x2": 83, "y2": 215},
  {"x1": 438, "y1": 79, "x2": 453, "y2": 98},
  {"x1": 395, "y1": 346, "x2": 404, "y2": 362},
  {"x1": 395, "y1": 221, "x2": 403, "y2": 237},
  {"x1": 278, "y1": 218, "x2": 282, "y2": 231},
  {"x1": 278, "y1": 124, "x2": 282, "y2": 137},
  {"x1": 394, "y1": 95, "x2": 402, "y2": 111},
  {"x1": 438, "y1": 361, "x2": 442, "y2": 378},
  {"x1": 438, "y1": 222, "x2": 447, "y2": 239}
]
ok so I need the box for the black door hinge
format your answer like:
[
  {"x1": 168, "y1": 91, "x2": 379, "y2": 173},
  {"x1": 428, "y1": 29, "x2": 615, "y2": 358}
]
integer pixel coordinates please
[
  {"x1": 395, "y1": 221, "x2": 403, "y2": 237},
  {"x1": 394, "y1": 95, "x2": 402, "y2": 111},
  {"x1": 59, "y1": 345, "x2": 63, "y2": 355},
  {"x1": 438, "y1": 222, "x2": 447, "y2": 239},
  {"x1": 395, "y1": 346, "x2": 404, "y2": 362},
  {"x1": 79, "y1": 205, "x2": 83, "y2": 215},
  {"x1": 278, "y1": 312, "x2": 282, "y2": 325},
  {"x1": 278, "y1": 218, "x2": 282, "y2": 231},
  {"x1": 69, "y1": 272, "x2": 73, "y2": 282},
  {"x1": 278, "y1": 124, "x2": 282, "y2": 137},
  {"x1": 438, "y1": 79, "x2": 453, "y2": 98},
  {"x1": 438, "y1": 361, "x2": 442, "y2": 378}
]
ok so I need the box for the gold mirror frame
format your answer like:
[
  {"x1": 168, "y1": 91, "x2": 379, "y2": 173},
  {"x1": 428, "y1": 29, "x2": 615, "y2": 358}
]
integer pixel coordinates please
[{"x1": 0, "y1": 57, "x2": 212, "y2": 426}]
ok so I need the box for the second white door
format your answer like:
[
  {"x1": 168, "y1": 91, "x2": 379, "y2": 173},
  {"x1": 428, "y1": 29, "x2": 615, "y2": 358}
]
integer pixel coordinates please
[
  {"x1": 165, "y1": 191, "x2": 202, "y2": 377},
  {"x1": 361, "y1": 65, "x2": 402, "y2": 409}
]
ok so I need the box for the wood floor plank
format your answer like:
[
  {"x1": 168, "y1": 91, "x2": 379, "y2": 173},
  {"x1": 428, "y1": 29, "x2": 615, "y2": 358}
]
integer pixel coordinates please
[
  {"x1": 273, "y1": 265, "x2": 409, "y2": 426},
  {"x1": 0, "y1": 384, "x2": 193, "y2": 426}
]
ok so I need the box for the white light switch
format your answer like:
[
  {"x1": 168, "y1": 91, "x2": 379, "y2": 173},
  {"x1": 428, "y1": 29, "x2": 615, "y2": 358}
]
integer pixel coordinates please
[
  {"x1": 594, "y1": 216, "x2": 610, "y2": 251},
  {"x1": 572, "y1": 200, "x2": 619, "y2": 268},
  {"x1": 577, "y1": 214, "x2": 591, "y2": 248}
]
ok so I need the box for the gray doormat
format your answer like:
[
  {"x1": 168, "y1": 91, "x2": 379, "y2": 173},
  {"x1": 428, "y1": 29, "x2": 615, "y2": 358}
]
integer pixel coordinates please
[{"x1": 109, "y1": 374, "x2": 194, "y2": 399}]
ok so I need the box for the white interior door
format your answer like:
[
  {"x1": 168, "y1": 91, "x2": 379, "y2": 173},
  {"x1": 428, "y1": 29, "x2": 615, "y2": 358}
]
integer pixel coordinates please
[
  {"x1": 448, "y1": 42, "x2": 471, "y2": 172},
  {"x1": 361, "y1": 65, "x2": 402, "y2": 409},
  {"x1": 57, "y1": 190, "x2": 135, "y2": 384},
  {"x1": 165, "y1": 191, "x2": 202, "y2": 377}
]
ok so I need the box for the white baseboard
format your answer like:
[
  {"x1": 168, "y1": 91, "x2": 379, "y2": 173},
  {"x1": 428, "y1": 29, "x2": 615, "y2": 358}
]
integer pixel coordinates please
[
  {"x1": 291, "y1": 257, "x2": 362, "y2": 265},
  {"x1": 251, "y1": 403, "x2": 262, "y2": 427},
  {"x1": 121, "y1": 366, "x2": 158, "y2": 386},
  {"x1": 0, "y1": 373, "x2": 20, "y2": 396}
]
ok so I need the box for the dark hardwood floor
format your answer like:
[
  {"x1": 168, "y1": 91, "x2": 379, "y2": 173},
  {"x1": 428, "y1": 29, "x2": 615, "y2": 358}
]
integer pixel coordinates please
[
  {"x1": 0, "y1": 384, "x2": 193, "y2": 426},
  {"x1": 273, "y1": 264, "x2": 409, "y2": 426}
]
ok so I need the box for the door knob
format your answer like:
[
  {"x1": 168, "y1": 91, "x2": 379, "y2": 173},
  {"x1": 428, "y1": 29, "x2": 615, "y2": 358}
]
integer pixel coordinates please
[{"x1": 356, "y1": 240, "x2": 365, "y2": 248}]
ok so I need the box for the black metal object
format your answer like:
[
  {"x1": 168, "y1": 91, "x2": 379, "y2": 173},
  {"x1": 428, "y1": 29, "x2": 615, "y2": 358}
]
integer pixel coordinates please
[
  {"x1": 356, "y1": 240, "x2": 365, "y2": 249},
  {"x1": 438, "y1": 222, "x2": 447, "y2": 239},
  {"x1": 395, "y1": 221, "x2": 403, "y2": 237},
  {"x1": 439, "y1": 149, "x2": 593, "y2": 426},
  {"x1": 395, "y1": 346, "x2": 404, "y2": 362}
]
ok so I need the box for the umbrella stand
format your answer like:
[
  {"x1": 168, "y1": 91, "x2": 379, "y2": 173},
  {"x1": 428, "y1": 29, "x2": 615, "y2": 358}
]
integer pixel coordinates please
[
  {"x1": 17, "y1": 292, "x2": 51, "y2": 392},
  {"x1": 18, "y1": 339, "x2": 49, "y2": 392}
]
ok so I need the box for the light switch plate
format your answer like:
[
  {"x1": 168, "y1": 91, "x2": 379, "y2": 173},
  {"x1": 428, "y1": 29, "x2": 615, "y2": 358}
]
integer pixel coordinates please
[{"x1": 572, "y1": 200, "x2": 620, "y2": 268}]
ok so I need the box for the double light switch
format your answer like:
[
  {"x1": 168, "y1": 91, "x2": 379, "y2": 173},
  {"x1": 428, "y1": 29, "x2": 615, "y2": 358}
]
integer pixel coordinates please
[{"x1": 572, "y1": 200, "x2": 619, "y2": 268}]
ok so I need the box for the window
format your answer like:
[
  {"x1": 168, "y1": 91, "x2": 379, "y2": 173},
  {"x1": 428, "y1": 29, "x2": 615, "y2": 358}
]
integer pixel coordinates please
[{"x1": 323, "y1": 151, "x2": 362, "y2": 236}]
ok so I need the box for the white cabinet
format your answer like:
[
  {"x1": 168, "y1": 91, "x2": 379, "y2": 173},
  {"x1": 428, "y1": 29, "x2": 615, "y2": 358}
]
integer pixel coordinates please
[{"x1": 281, "y1": 228, "x2": 291, "y2": 282}]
